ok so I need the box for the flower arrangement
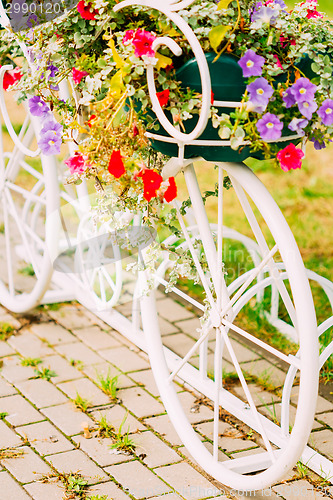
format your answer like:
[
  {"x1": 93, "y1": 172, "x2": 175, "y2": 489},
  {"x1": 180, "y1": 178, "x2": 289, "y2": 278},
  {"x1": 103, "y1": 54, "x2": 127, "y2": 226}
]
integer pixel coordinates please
[{"x1": 1, "y1": 0, "x2": 333, "y2": 218}]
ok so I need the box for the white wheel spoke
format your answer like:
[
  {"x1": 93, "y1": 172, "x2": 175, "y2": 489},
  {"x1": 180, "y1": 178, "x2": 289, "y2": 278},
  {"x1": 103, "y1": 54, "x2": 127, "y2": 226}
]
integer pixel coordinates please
[
  {"x1": 230, "y1": 175, "x2": 298, "y2": 330},
  {"x1": 219, "y1": 324, "x2": 276, "y2": 462},
  {"x1": 213, "y1": 327, "x2": 223, "y2": 460},
  {"x1": 98, "y1": 268, "x2": 107, "y2": 303},
  {"x1": 101, "y1": 265, "x2": 116, "y2": 292}
]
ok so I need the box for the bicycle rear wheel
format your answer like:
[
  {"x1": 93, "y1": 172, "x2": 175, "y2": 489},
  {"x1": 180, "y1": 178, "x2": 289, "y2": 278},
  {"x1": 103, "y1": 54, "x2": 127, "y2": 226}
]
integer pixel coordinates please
[{"x1": 141, "y1": 160, "x2": 318, "y2": 490}]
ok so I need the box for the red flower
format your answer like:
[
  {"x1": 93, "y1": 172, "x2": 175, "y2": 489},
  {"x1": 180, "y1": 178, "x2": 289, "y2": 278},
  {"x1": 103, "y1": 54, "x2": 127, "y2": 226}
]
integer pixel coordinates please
[
  {"x1": 123, "y1": 30, "x2": 135, "y2": 45},
  {"x1": 1, "y1": 67, "x2": 22, "y2": 91},
  {"x1": 65, "y1": 153, "x2": 86, "y2": 174},
  {"x1": 108, "y1": 150, "x2": 126, "y2": 178},
  {"x1": 279, "y1": 35, "x2": 296, "y2": 48},
  {"x1": 87, "y1": 114, "x2": 97, "y2": 128},
  {"x1": 139, "y1": 169, "x2": 163, "y2": 201},
  {"x1": 273, "y1": 55, "x2": 283, "y2": 70},
  {"x1": 277, "y1": 144, "x2": 304, "y2": 172},
  {"x1": 77, "y1": 0, "x2": 98, "y2": 20},
  {"x1": 300, "y1": 0, "x2": 323, "y2": 19},
  {"x1": 132, "y1": 29, "x2": 156, "y2": 58},
  {"x1": 72, "y1": 68, "x2": 89, "y2": 85},
  {"x1": 211, "y1": 90, "x2": 215, "y2": 105},
  {"x1": 156, "y1": 89, "x2": 170, "y2": 107},
  {"x1": 164, "y1": 177, "x2": 177, "y2": 202}
]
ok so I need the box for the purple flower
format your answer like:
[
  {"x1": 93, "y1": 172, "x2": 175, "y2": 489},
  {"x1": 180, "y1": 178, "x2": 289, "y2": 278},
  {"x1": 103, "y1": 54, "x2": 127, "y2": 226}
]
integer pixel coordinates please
[
  {"x1": 26, "y1": 14, "x2": 39, "y2": 28},
  {"x1": 288, "y1": 117, "x2": 308, "y2": 136},
  {"x1": 28, "y1": 96, "x2": 50, "y2": 118},
  {"x1": 40, "y1": 119, "x2": 63, "y2": 139},
  {"x1": 282, "y1": 87, "x2": 296, "y2": 108},
  {"x1": 238, "y1": 49, "x2": 265, "y2": 78},
  {"x1": 251, "y1": 5, "x2": 279, "y2": 25},
  {"x1": 318, "y1": 99, "x2": 333, "y2": 126},
  {"x1": 256, "y1": 112, "x2": 283, "y2": 141},
  {"x1": 47, "y1": 64, "x2": 59, "y2": 78},
  {"x1": 38, "y1": 131, "x2": 62, "y2": 155},
  {"x1": 247, "y1": 77, "x2": 274, "y2": 106},
  {"x1": 311, "y1": 138, "x2": 326, "y2": 150},
  {"x1": 290, "y1": 77, "x2": 317, "y2": 103},
  {"x1": 298, "y1": 100, "x2": 318, "y2": 120}
]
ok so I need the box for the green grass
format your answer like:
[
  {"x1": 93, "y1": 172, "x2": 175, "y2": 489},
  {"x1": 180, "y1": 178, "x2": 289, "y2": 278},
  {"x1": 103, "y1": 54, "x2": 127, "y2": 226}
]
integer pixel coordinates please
[
  {"x1": 20, "y1": 357, "x2": 42, "y2": 367},
  {"x1": 73, "y1": 392, "x2": 92, "y2": 412},
  {"x1": 33, "y1": 367, "x2": 57, "y2": 381},
  {"x1": 96, "y1": 369, "x2": 118, "y2": 400}
]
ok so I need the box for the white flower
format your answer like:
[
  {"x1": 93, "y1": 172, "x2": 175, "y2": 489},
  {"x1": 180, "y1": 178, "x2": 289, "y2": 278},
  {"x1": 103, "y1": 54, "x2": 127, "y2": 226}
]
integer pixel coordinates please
[
  {"x1": 141, "y1": 55, "x2": 158, "y2": 66},
  {"x1": 86, "y1": 75, "x2": 103, "y2": 93},
  {"x1": 79, "y1": 92, "x2": 94, "y2": 105}
]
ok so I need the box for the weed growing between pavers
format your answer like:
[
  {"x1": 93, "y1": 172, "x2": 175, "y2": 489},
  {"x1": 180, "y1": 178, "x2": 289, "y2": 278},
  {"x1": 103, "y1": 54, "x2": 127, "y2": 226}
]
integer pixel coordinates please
[
  {"x1": 70, "y1": 359, "x2": 84, "y2": 370},
  {"x1": 73, "y1": 392, "x2": 92, "y2": 412},
  {"x1": 96, "y1": 414, "x2": 136, "y2": 454},
  {"x1": 40, "y1": 472, "x2": 89, "y2": 499},
  {"x1": 18, "y1": 263, "x2": 35, "y2": 277},
  {"x1": 0, "y1": 322, "x2": 15, "y2": 341},
  {"x1": 0, "y1": 447, "x2": 25, "y2": 460},
  {"x1": 20, "y1": 357, "x2": 42, "y2": 367},
  {"x1": 96, "y1": 369, "x2": 119, "y2": 401},
  {"x1": 33, "y1": 367, "x2": 58, "y2": 381}
]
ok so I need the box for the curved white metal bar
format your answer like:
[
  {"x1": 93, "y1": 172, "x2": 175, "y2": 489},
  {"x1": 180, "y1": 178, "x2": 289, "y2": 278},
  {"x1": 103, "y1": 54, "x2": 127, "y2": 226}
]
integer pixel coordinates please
[
  {"x1": 114, "y1": 0, "x2": 211, "y2": 145},
  {"x1": 0, "y1": 67, "x2": 41, "y2": 158}
]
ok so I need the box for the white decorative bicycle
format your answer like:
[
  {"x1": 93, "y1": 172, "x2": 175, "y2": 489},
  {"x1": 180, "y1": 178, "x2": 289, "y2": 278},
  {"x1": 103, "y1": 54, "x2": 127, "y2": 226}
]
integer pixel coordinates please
[{"x1": 1, "y1": 0, "x2": 333, "y2": 491}]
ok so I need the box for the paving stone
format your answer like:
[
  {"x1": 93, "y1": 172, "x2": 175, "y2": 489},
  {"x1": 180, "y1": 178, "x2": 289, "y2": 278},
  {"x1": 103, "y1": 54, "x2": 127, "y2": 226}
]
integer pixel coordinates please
[
  {"x1": 41, "y1": 402, "x2": 95, "y2": 436},
  {"x1": 157, "y1": 298, "x2": 195, "y2": 322},
  {"x1": 0, "y1": 376, "x2": 17, "y2": 396},
  {"x1": 179, "y1": 441, "x2": 228, "y2": 464},
  {"x1": 155, "y1": 462, "x2": 222, "y2": 500},
  {"x1": 24, "y1": 480, "x2": 67, "y2": 500},
  {"x1": 128, "y1": 369, "x2": 162, "y2": 398},
  {"x1": 213, "y1": 338, "x2": 260, "y2": 364},
  {"x1": 240, "y1": 359, "x2": 286, "y2": 389},
  {"x1": 40, "y1": 354, "x2": 82, "y2": 384},
  {"x1": 176, "y1": 391, "x2": 214, "y2": 424},
  {"x1": 7, "y1": 331, "x2": 53, "y2": 357},
  {"x1": 48, "y1": 305, "x2": 97, "y2": 330},
  {"x1": 82, "y1": 362, "x2": 135, "y2": 390},
  {"x1": 0, "y1": 470, "x2": 31, "y2": 500},
  {"x1": 159, "y1": 317, "x2": 181, "y2": 336},
  {"x1": 119, "y1": 386, "x2": 165, "y2": 418},
  {"x1": 232, "y1": 383, "x2": 281, "y2": 407},
  {"x1": 308, "y1": 429, "x2": 333, "y2": 458},
  {"x1": 149, "y1": 494, "x2": 183, "y2": 500},
  {"x1": 91, "y1": 405, "x2": 145, "y2": 434},
  {"x1": 16, "y1": 421, "x2": 74, "y2": 456},
  {"x1": 315, "y1": 412, "x2": 333, "y2": 428},
  {"x1": 145, "y1": 414, "x2": 183, "y2": 446},
  {"x1": 1, "y1": 445, "x2": 52, "y2": 483},
  {"x1": 1, "y1": 356, "x2": 36, "y2": 383},
  {"x1": 86, "y1": 481, "x2": 131, "y2": 499},
  {"x1": 105, "y1": 460, "x2": 171, "y2": 498},
  {"x1": 47, "y1": 449, "x2": 109, "y2": 484},
  {"x1": 194, "y1": 420, "x2": 230, "y2": 440},
  {"x1": 98, "y1": 346, "x2": 149, "y2": 372},
  {"x1": 235, "y1": 487, "x2": 282, "y2": 499},
  {"x1": 273, "y1": 479, "x2": 328, "y2": 499},
  {"x1": 291, "y1": 388, "x2": 333, "y2": 414},
  {"x1": 15, "y1": 379, "x2": 67, "y2": 408},
  {"x1": 163, "y1": 333, "x2": 197, "y2": 359},
  {"x1": 0, "y1": 313, "x2": 21, "y2": 329},
  {"x1": 258, "y1": 401, "x2": 322, "y2": 430},
  {"x1": 73, "y1": 435, "x2": 134, "y2": 466},
  {"x1": 175, "y1": 317, "x2": 201, "y2": 340},
  {"x1": 55, "y1": 342, "x2": 104, "y2": 365},
  {"x1": 132, "y1": 431, "x2": 181, "y2": 468},
  {"x1": 0, "y1": 394, "x2": 44, "y2": 426},
  {"x1": 30, "y1": 322, "x2": 75, "y2": 345},
  {"x1": 57, "y1": 378, "x2": 110, "y2": 406},
  {"x1": 0, "y1": 341, "x2": 15, "y2": 357},
  {"x1": 71, "y1": 325, "x2": 122, "y2": 350},
  {"x1": 0, "y1": 419, "x2": 22, "y2": 448}
]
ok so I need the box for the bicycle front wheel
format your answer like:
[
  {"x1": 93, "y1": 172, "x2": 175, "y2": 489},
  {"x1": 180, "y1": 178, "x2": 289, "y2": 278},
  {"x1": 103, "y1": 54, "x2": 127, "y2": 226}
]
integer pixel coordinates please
[{"x1": 141, "y1": 160, "x2": 318, "y2": 490}]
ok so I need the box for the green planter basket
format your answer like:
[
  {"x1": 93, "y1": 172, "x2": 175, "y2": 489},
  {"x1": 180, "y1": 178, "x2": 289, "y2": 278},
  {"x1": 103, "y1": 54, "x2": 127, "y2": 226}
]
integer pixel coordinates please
[{"x1": 147, "y1": 52, "x2": 305, "y2": 162}]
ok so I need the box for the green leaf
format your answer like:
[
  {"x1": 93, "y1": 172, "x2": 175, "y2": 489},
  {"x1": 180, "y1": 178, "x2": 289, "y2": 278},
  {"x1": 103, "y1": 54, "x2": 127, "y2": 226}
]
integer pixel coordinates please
[
  {"x1": 209, "y1": 25, "x2": 231, "y2": 53},
  {"x1": 217, "y1": 0, "x2": 232, "y2": 10}
]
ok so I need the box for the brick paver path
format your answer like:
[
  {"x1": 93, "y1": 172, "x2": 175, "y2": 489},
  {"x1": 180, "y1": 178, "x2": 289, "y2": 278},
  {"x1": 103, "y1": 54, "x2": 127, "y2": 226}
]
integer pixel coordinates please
[{"x1": 0, "y1": 300, "x2": 332, "y2": 500}]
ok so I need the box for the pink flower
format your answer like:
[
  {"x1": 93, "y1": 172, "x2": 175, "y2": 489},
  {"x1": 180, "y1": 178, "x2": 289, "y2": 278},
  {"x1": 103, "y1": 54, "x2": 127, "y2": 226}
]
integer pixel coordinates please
[
  {"x1": 273, "y1": 55, "x2": 283, "y2": 69},
  {"x1": 300, "y1": 0, "x2": 323, "y2": 18},
  {"x1": 123, "y1": 30, "x2": 135, "y2": 45},
  {"x1": 277, "y1": 144, "x2": 304, "y2": 172},
  {"x1": 132, "y1": 29, "x2": 156, "y2": 58},
  {"x1": 72, "y1": 68, "x2": 89, "y2": 85},
  {"x1": 65, "y1": 153, "x2": 87, "y2": 174},
  {"x1": 1, "y1": 66, "x2": 22, "y2": 90}
]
